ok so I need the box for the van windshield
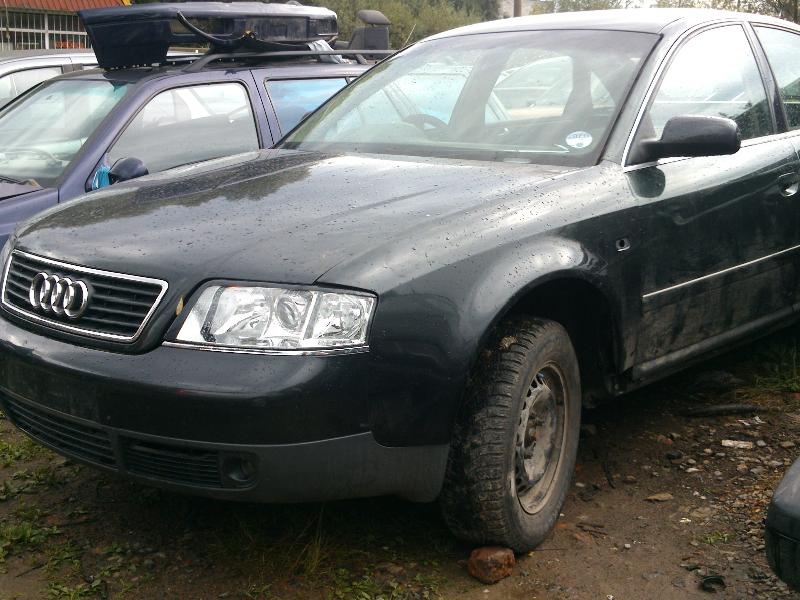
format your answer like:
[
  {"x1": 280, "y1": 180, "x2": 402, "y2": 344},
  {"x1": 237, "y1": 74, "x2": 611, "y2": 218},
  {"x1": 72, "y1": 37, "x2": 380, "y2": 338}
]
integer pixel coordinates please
[
  {"x1": 0, "y1": 79, "x2": 129, "y2": 187},
  {"x1": 281, "y1": 30, "x2": 657, "y2": 167}
]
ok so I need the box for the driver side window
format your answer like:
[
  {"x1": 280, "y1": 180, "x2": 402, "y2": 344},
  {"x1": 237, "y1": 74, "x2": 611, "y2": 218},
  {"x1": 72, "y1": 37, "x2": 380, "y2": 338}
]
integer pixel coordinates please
[
  {"x1": 642, "y1": 25, "x2": 771, "y2": 142},
  {"x1": 108, "y1": 82, "x2": 259, "y2": 174}
]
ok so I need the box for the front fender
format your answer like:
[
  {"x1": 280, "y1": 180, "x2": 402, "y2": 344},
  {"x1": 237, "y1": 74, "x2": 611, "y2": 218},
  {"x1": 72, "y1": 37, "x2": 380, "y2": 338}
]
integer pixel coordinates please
[
  {"x1": 360, "y1": 234, "x2": 621, "y2": 447},
  {"x1": 323, "y1": 162, "x2": 640, "y2": 447}
]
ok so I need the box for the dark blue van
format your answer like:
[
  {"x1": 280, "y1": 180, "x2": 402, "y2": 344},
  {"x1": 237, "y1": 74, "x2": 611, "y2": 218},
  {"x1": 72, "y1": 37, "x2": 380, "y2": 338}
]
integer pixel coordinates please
[{"x1": 0, "y1": 2, "x2": 388, "y2": 245}]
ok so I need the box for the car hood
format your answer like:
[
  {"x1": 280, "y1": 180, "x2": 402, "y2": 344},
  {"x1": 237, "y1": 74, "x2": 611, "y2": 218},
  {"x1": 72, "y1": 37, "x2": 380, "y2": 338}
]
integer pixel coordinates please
[{"x1": 14, "y1": 149, "x2": 575, "y2": 287}]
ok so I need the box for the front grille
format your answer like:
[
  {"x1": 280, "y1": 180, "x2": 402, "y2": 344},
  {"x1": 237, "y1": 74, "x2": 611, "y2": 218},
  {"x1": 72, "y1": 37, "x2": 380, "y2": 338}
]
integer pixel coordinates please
[
  {"x1": 122, "y1": 439, "x2": 224, "y2": 488},
  {"x1": 2, "y1": 250, "x2": 167, "y2": 341},
  {"x1": 4, "y1": 396, "x2": 115, "y2": 467}
]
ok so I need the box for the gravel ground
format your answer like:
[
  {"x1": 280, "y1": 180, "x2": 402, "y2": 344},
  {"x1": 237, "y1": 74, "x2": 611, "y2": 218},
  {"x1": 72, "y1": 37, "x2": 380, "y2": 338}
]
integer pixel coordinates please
[{"x1": 2, "y1": 328, "x2": 800, "y2": 599}]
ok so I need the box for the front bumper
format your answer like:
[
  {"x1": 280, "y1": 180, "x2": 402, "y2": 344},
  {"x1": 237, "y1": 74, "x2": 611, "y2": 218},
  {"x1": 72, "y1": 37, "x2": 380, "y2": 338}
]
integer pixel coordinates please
[{"x1": 0, "y1": 315, "x2": 448, "y2": 502}]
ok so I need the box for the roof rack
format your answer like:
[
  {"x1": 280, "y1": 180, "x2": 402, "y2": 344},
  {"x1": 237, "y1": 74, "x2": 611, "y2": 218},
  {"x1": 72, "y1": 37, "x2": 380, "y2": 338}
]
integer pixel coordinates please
[
  {"x1": 78, "y1": 2, "x2": 339, "y2": 70},
  {"x1": 182, "y1": 48, "x2": 394, "y2": 72}
]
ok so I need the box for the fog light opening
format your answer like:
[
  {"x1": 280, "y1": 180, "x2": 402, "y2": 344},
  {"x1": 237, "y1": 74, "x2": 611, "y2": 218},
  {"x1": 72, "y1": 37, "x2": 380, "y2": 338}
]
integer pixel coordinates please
[{"x1": 222, "y1": 455, "x2": 257, "y2": 487}]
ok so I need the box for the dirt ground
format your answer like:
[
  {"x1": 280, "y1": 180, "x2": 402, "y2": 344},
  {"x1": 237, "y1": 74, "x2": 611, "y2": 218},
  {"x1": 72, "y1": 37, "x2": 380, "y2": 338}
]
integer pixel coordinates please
[{"x1": 3, "y1": 329, "x2": 800, "y2": 599}]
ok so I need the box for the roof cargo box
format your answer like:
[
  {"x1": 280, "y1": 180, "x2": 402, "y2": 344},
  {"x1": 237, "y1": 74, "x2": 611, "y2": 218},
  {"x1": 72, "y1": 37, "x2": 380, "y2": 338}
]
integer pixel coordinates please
[{"x1": 78, "y1": 2, "x2": 338, "y2": 69}]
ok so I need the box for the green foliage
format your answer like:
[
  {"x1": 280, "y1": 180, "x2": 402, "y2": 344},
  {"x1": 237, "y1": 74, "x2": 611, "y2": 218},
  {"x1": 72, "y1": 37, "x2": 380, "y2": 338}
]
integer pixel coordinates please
[
  {"x1": 305, "y1": 0, "x2": 482, "y2": 48},
  {"x1": 47, "y1": 581, "x2": 104, "y2": 600},
  {"x1": 531, "y1": 0, "x2": 621, "y2": 13},
  {"x1": 0, "y1": 436, "x2": 45, "y2": 468},
  {"x1": 452, "y1": 0, "x2": 500, "y2": 19},
  {"x1": 0, "y1": 506, "x2": 59, "y2": 563},
  {"x1": 656, "y1": 0, "x2": 799, "y2": 22},
  {"x1": 702, "y1": 530, "x2": 732, "y2": 545},
  {"x1": 754, "y1": 335, "x2": 800, "y2": 392}
]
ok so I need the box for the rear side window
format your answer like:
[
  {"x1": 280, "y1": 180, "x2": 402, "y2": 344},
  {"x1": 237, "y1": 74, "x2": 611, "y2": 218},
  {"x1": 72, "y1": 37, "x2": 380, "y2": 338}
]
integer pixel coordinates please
[
  {"x1": 265, "y1": 78, "x2": 346, "y2": 134},
  {"x1": 643, "y1": 25, "x2": 771, "y2": 140},
  {"x1": 109, "y1": 82, "x2": 259, "y2": 173},
  {"x1": 755, "y1": 26, "x2": 800, "y2": 131}
]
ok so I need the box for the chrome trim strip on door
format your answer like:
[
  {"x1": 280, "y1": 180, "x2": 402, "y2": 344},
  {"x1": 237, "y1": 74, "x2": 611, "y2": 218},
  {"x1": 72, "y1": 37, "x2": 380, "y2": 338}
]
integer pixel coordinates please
[{"x1": 642, "y1": 243, "x2": 800, "y2": 299}]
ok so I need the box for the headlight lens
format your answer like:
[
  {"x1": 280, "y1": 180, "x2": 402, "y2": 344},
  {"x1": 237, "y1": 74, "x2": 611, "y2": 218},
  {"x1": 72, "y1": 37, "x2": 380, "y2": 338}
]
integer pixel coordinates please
[{"x1": 175, "y1": 285, "x2": 375, "y2": 350}]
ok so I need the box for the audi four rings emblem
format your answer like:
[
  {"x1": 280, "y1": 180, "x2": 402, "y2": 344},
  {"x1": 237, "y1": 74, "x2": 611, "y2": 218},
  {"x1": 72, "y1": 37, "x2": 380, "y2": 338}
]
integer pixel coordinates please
[{"x1": 28, "y1": 272, "x2": 90, "y2": 319}]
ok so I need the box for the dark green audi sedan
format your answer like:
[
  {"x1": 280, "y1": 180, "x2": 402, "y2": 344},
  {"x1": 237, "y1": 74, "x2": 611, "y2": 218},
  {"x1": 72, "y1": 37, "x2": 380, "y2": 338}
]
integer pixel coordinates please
[{"x1": 1, "y1": 8, "x2": 800, "y2": 552}]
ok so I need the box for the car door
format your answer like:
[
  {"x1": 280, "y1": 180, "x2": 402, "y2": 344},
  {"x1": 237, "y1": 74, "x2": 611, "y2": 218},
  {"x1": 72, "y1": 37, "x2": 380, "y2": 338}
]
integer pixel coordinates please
[
  {"x1": 753, "y1": 24, "x2": 800, "y2": 260},
  {"x1": 94, "y1": 80, "x2": 262, "y2": 187},
  {"x1": 628, "y1": 24, "x2": 800, "y2": 370}
]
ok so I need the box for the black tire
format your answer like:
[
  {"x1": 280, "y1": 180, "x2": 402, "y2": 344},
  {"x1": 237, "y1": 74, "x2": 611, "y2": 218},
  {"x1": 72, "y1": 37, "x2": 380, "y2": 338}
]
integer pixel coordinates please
[
  {"x1": 440, "y1": 316, "x2": 581, "y2": 552},
  {"x1": 766, "y1": 527, "x2": 800, "y2": 591}
]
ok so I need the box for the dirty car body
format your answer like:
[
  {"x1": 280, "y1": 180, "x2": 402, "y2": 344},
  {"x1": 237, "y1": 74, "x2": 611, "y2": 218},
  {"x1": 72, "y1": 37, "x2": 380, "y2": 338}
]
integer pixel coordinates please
[{"x1": 2, "y1": 9, "x2": 800, "y2": 549}]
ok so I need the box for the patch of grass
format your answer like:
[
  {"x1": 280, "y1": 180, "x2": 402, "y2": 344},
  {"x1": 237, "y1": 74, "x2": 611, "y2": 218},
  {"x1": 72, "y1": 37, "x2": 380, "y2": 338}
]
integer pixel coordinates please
[
  {"x1": 329, "y1": 568, "x2": 441, "y2": 600},
  {"x1": 27, "y1": 464, "x2": 69, "y2": 489},
  {"x1": 45, "y1": 541, "x2": 83, "y2": 572},
  {"x1": 0, "y1": 479, "x2": 15, "y2": 502},
  {"x1": 1, "y1": 465, "x2": 70, "y2": 501},
  {"x1": 47, "y1": 580, "x2": 103, "y2": 600},
  {"x1": 243, "y1": 582, "x2": 271, "y2": 599},
  {"x1": 702, "y1": 530, "x2": 731, "y2": 545},
  {"x1": 0, "y1": 505, "x2": 60, "y2": 564},
  {"x1": 0, "y1": 436, "x2": 45, "y2": 467},
  {"x1": 751, "y1": 334, "x2": 800, "y2": 393},
  {"x1": 330, "y1": 569, "x2": 385, "y2": 600}
]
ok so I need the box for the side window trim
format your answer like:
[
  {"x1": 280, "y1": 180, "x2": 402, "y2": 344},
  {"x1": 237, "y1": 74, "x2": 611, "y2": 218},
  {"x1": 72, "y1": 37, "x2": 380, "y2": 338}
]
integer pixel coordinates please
[
  {"x1": 743, "y1": 22, "x2": 784, "y2": 133},
  {"x1": 750, "y1": 23, "x2": 800, "y2": 135},
  {"x1": 622, "y1": 20, "x2": 778, "y2": 169}
]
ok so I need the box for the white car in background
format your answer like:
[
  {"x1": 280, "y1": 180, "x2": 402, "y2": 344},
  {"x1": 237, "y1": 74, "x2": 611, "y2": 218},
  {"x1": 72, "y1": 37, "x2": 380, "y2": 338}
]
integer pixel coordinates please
[{"x1": 0, "y1": 49, "x2": 97, "y2": 108}]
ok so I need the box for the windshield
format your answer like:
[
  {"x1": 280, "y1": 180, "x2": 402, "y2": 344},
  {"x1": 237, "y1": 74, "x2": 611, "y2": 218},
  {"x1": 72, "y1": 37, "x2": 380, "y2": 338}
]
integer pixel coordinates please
[
  {"x1": 0, "y1": 79, "x2": 129, "y2": 187},
  {"x1": 282, "y1": 30, "x2": 657, "y2": 166}
]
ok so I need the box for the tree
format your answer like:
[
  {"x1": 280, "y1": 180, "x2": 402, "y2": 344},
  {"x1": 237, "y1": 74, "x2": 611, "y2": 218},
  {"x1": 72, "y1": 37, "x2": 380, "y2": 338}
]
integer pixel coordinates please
[
  {"x1": 306, "y1": 0, "x2": 481, "y2": 48},
  {"x1": 451, "y1": 0, "x2": 501, "y2": 19},
  {"x1": 531, "y1": 0, "x2": 621, "y2": 13},
  {"x1": 657, "y1": 0, "x2": 799, "y2": 22}
]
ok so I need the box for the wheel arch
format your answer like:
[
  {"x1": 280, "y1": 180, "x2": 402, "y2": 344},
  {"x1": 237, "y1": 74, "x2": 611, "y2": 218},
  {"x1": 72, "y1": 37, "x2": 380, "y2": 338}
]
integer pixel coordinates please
[{"x1": 471, "y1": 270, "x2": 622, "y2": 403}]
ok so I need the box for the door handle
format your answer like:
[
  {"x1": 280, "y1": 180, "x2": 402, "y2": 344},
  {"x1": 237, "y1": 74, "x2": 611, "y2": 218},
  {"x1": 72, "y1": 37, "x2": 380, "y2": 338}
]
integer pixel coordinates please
[{"x1": 778, "y1": 172, "x2": 800, "y2": 197}]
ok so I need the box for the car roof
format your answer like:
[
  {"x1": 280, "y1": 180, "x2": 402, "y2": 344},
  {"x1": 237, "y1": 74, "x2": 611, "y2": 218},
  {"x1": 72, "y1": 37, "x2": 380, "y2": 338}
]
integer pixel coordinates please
[
  {"x1": 0, "y1": 49, "x2": 96, "y2": 62},
  {"x1": 428, "y1": 8, "x2": 798, "y2": 39},
  {"x1": 48, "y1": 56, "x2": 369, "y2": 85}
]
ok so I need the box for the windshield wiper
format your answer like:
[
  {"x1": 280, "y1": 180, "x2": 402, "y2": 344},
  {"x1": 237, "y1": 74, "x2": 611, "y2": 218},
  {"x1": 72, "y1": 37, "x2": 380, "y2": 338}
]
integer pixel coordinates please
[{"x1": 0, "y1": 175, "x2": 26, "y2": 185}]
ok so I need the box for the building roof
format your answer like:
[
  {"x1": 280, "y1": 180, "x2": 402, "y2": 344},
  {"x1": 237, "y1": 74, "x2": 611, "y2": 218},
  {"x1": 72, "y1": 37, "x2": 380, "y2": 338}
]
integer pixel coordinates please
[{"x1": 2, "y1": 0, "x2": 124, "y2": 13}]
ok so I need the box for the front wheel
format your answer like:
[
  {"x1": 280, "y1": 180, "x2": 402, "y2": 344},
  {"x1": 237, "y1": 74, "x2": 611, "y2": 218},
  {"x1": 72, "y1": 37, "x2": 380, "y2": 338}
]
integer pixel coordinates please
[{"x1": 440, "y1": 317, "x2": 581, "y2": 552}]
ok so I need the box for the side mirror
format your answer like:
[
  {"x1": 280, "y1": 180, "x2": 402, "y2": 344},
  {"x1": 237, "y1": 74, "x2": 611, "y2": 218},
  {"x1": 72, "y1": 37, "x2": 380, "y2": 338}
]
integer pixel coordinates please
[
  {"x1": 632, "y1": 115, "x2": 741, "y2": 164},
  {"x1": 108, "y1": 157, "x2": 148, "y2": 185}
]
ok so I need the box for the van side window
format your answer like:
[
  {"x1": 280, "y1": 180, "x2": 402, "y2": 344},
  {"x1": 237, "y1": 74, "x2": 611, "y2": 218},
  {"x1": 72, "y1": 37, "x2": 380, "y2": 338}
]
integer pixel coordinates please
[
  {"x1": 109, "y1": 82, "x2": 259, "y2": 173},
  {"x1": 265, "y1": 78, "x2": 347, "y2": 134}
]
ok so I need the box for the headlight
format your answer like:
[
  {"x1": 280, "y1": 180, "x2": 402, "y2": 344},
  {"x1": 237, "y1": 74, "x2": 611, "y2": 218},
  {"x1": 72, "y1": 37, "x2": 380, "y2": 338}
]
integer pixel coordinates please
[{"x1": 175, "y1": 285, "x2": 375, "y2": 350}]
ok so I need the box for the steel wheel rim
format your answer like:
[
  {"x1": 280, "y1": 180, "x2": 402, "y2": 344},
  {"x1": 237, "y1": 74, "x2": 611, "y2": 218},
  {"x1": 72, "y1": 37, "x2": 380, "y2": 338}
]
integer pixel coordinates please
[{"x1": 513, "y1": 362, "x2": 568, "y2": 515}]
